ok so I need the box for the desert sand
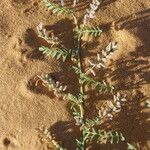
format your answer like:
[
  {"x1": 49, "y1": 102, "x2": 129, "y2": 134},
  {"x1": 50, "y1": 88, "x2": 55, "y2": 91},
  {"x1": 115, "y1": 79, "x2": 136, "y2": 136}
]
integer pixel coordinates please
[{"x1": 0, "y1": 0, "x2": 150, "y2": 149}]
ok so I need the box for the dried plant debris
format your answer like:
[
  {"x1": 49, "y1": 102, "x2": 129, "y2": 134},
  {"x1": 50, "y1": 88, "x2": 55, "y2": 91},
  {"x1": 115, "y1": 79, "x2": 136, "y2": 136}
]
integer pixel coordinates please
[{"x1": 34, "y1": 0, "x2": 136, "y2": 149}]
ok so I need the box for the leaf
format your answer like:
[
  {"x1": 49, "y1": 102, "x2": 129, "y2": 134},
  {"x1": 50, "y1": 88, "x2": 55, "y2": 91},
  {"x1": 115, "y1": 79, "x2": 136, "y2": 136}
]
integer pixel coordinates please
[
  {"x1": 85, "y1": 128, "x2": 125, "y2": 145},
  {"x1": 80, "y1": 73, "x2": 113, "y2": 93},
  {"x1": 43, "y1": 0, "x2": 74, "y2": 15},
  {"x1": 75, "y1": 26, "x2": 102, "y2": 37},
  {"x1": 39, "y1": 46, "x2": 73, "y2": 61},
  {"x1": 72, "y1": 66, "x2": 81, "y2": 74},
  {"x1": 127, "y1": 143, "x2": 136, "y2": 150},
  {"x1": 76, "y1": 138, "x2": 84, "y2": 150}
]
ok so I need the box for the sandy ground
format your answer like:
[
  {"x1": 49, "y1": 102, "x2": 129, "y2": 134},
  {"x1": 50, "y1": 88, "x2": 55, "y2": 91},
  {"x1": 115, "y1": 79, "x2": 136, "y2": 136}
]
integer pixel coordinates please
[{"x1": 0, "y1": 0, "x2": 150, "y2": 149}]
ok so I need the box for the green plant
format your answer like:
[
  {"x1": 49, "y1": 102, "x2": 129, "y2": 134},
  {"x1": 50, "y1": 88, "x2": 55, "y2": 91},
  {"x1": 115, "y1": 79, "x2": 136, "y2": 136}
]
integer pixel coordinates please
[{"x1": 35, "y1": 0, "x2": 136, "y2": 149}]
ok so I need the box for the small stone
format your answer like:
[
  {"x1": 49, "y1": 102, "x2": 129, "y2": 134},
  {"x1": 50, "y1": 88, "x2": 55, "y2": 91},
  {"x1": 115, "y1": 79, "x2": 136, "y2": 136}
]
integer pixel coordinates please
[{"x1": 3, "y1": 138, "x2": 11, "y2": 146}]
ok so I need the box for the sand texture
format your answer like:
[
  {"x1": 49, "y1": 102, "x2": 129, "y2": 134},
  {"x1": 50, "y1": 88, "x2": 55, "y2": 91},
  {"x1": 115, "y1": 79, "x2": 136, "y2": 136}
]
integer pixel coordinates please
[{"x1": 0, "y1": 0, "x2": 150, "y2": 149}]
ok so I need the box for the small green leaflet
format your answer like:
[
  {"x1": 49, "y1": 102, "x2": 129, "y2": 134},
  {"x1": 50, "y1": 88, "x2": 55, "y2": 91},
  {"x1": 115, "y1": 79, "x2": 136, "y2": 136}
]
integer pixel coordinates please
[
  {"x1": 79, "y1": 73, "x2": 113, "y2": 93},
  {"x1": 43, "y1": 0, "x2": 74, "y2": 15},
  {"x1": 75, "y1": 26, "x2": 102, "y2": 37},
  {"x1": 39, "y1": 46, "x2": 72, "y2": 62}
]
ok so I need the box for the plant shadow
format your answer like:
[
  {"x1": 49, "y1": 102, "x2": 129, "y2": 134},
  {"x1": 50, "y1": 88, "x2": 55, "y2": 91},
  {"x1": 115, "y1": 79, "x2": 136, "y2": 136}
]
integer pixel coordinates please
[
  {"x1": 108, "y1": 54, "x2": 150, "y2": 91},
  {"x1": 49, "y1": 120, "x2": 80, "y2": 149},
  {"x1": 24, "y1": 28, "x2": 46, "y2": 60},
  {"x1": 108, "y1": 9, "x2": 150, "y2": 91},
  {"x1": 117, "y1": 90, "x2": 150, "y2": 149},
  {"x1": 115, "y1": 8, "x2": 150, "y2": 31},
  {"x1": 45, "y1": 18, "x2": 75, "y2": 49}
]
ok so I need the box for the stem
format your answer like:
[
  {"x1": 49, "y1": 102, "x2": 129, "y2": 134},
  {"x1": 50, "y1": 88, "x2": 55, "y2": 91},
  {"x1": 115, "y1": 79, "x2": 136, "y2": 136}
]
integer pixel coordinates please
[
  {"x1": 77, "y1": 37, "x2": 84, "y2": 95},
  {"x1": 77, "y1": 36, "x2": 84, "y2": 120},
  {"x1": 77, "y1": 34, "x2": 86, "y2": 149}
]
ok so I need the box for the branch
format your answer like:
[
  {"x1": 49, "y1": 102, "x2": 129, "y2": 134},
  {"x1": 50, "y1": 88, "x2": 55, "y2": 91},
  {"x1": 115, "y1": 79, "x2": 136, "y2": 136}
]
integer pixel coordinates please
[
  {"x1": 83, "y1": 126, "x2": 125, "y2": 144},
  {"x1": 43, "y1": 0, "x2": 74, "y2": 15},
  {"x1": 75, "y1": 25, "x2": 102, "y2": 38},
  {"x1": 79, "y1": 73, "x2": 114, "y2": 93},
  {"x1": 39, "y1": 46, "x2": 74, "y2": 62}
]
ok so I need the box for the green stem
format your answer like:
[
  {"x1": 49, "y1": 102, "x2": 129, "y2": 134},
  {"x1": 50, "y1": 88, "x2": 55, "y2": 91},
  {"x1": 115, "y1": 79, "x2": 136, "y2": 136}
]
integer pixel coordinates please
[
  {"x1": 77, "y1": 37, "x2": 84, "y2": 95},
  {"x1": 77, "y1": 33, "x2": 85, "y2": 150},
  {"x1": 77, "y1": 36, "x2": 84, "y2": 119}
]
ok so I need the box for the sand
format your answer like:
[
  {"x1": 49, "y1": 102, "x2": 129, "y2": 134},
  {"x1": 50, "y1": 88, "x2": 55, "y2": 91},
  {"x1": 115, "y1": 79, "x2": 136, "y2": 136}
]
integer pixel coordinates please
[{"x1": 0, "y1": 0, "x2": 150, "y2": 149}]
